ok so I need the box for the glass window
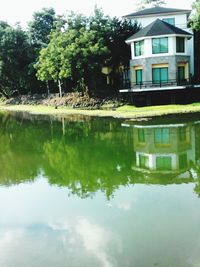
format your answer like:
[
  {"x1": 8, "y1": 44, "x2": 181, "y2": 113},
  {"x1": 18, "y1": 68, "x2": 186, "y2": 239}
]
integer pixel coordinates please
[
  {"x1": 152, "y1": 67, "x2": 168, "y2": 84},
  {"x1": 163, "y1": 18, "x2": 175, "y2": 26},
  {"x1": 179, "y1": 154, "x2": 187, "y2": 169},
  {"x1": 178, "y1": 127, "x2": 187, "y2": 142},
  {"x1": 135, "y1": 69, "x2": 143, "y2": 85},
  {"x1": 176, "y1": 37, "x2": 185, "y2": 53},
  {"x1": 139, "y1": 154, "x2": 149, "y2": 169},
  {"x1": 134, "y1": 40, "x2": 144, "y2": 56},
  {"x1": 152, "y1": 38, "x2": 168, "y2": 54},
  {"x1": 178, "y1": 66, "x2": 185, "y2": 83},
  {"x1": 156, "y1": 156, "x2": 172, "y2": 170},
  {"x1": 138, "y1": 128, "x2": 145, "y2": 142},
  {"x1": 154, "y1": 128, "x2": 170, "y2": 144}
]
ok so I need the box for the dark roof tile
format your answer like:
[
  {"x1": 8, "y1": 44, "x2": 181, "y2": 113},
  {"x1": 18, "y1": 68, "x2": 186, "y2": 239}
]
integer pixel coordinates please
[
  {"x1": 124, "y1": 6, "x2": 191, "y2": 18},
  {"x1": 126, "y1": 19, "x2": 192, "y2": 41}
]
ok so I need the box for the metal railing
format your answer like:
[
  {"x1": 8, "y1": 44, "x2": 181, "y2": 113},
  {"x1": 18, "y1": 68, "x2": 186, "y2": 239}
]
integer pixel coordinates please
[{"x1": 122, "y1": 78, "x2": 191, "y2": 90}]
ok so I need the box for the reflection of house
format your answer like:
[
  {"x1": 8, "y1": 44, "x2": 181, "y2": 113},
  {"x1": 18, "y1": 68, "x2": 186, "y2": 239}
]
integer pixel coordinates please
[
  {"x1": 122, "y1": 121, "x2": 196, "y2": 174},
  {"x1": 120, "y1": 7, "x2": 200, "y2": 105}
]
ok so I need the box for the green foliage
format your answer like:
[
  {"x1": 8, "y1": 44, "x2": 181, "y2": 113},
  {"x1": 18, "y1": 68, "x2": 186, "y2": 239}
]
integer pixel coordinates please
[
  {"x1": 0, "y1": 23, "x2": 33, "y2": 97},
  {"x1": 0, "y1": 7, "x2": 139, "y2": 97},
  {"x1": 137, "y1": 0, "x2": 166, "y2": 9},
  {"x1": 36, "y1": 24, "x2": 109, "y2": 94},
  {"x1": 28, "y1": 7, "x2": 57, "y2": 47},
  {"x1": 35, "y1": 8, "x2": 139, "y2": 95},
  {"x1": 189, "y1": 0, "x2": 200, "y2": 30}
]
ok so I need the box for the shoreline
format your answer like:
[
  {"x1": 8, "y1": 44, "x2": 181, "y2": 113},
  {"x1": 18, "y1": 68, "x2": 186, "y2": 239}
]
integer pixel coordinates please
[{"x1": 1, "y1": 103, "x2": 200, "y2": 119}]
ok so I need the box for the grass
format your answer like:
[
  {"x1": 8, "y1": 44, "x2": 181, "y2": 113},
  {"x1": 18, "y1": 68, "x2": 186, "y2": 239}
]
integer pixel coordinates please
[{"x1": 1, "y1": 103, "x2": 200, "y2": 119}]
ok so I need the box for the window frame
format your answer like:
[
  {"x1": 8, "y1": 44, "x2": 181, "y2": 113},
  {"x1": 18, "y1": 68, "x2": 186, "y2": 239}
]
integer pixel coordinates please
[
  {"x1": 152, "y1": 67, "x2": 168, "y2": 84},
  {"x1": 154, "y1": 128, "x2": 170, "y2": 145},
  {"x1": 152, "y1": 37, "x2": 168, "y2": 54},
  {"x1": 134, "y1": 40, "x2": 144, "y2": 57},
  {"x1": 156, "y1": 156, "x2": 172, "y2": 171},
  {"x1": 138, "y1": 128, "x2": 145, "y2": 143},
  {"x1": 176, "y1": 37, "x2": 185, "y2": 53},
  {"x1": 135, "y1": 69, "x2": 143, "y2": 85},
  {"x1": 162, "y1": 18, "x2": 175, "y2": 26}
]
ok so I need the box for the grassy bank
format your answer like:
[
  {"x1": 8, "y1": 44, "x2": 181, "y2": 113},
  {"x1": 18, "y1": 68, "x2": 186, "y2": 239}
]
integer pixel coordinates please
[{"x1": 1, "y1": 103, "x2": 200, "y2": 119}]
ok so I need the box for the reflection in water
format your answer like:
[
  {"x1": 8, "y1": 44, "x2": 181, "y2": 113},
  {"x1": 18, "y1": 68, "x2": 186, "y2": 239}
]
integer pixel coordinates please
[
  {"x1": 1, "y1": 112, "x2": 200, "y2": 267},
  {"x1": 0, "y1": 112, "x2": 200, "y2": 197}
]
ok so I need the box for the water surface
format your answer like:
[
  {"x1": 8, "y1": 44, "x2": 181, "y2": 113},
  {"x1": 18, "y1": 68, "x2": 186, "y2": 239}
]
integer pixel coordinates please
[{"x1": 1, "y1": 112, "x2": 200, "y2": 267}]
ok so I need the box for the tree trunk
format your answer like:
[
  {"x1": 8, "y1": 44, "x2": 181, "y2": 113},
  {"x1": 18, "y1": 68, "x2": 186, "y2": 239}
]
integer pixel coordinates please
[
  {"x1": 46, "y1": 81, "x2": 50, "y2": 96},
  {"x1": 58, "y1": 80, "x2": 62, "y2": 97},
  {"x1": 0, "y1": 88, "x2": 9, "y2": 99}
]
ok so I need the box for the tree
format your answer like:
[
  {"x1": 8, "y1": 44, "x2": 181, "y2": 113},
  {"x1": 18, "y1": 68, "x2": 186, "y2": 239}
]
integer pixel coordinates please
[
  {"x1": 0, "y1": 23, "x2": 32, "y2": 97},
  {"x1": 189, "y1": 0, "x2": 200, "y2": 31},
  {"x1": 35, "y1": 26, "x2": 109, "y2": 96},
  {"x1": 28, "y1": 7, "x2": 57, "y2": 48},
  {"x1": 189, "y1": 1, "x2": 200, "y2": 83},
  {"x1": 89, "y1": 8, "x2": 139, "y2": 92},
  {"x1": 35, "y1": 8, "x2": 139, "y2": 96},
  {"x1": 137, "y1": 0, "x2": 166, "y2": 9}
]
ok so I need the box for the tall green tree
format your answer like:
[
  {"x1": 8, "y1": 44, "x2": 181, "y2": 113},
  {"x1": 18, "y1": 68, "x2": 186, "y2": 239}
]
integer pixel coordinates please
[
  {"x1": 189, "y1": 0, "x2": 200, "y2": 83},
  {"x1": 0, "y1": 23, "x2": 32, "y2": 97},
  {"x1": 89, "y1": 8, "x2": 139, "y2": 92},
  {"x1": 28, "y1": 7, "x2": 57, "y2": 48},
  {"x1": 189, "y1": 0, "x2": 200, "y2": 30},
  {"x1": 35, "y1": 26, "x2": 109, "y2": 96},
  {"x1": 35, "y1": 8, "x2": 139, "y2": 96}
]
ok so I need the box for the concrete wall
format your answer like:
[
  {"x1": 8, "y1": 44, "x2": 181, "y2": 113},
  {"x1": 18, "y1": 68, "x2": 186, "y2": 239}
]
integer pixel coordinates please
[
  {"x1": 130, "y1": 36, "x2": 192, "y2": 61},
  {"x1": 130, "y1": 55, "x2": 190, "y2": 83},
  {"x1": 132, "y1": 13, "x2": 189, "y2": 30}
]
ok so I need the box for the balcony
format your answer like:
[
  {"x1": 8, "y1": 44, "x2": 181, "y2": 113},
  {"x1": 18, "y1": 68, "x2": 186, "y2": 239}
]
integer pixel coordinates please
[{"x1": 119, "y1": 78, "x2": 199, "y2": 93}]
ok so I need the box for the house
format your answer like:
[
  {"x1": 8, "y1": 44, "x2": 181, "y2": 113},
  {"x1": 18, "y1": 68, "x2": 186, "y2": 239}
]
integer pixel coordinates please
[
  {"x1": 121, "y1": 119, "x2": 196, "y2": 176},
  {"x1": 120, "y1": 6, "x2": 200, "y2": 105}
]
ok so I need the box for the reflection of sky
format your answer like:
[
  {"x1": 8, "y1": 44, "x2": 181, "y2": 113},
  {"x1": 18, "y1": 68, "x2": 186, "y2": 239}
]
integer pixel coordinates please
[{"x1": 1, "y1": 176, "x2": 200, "y2": 266}]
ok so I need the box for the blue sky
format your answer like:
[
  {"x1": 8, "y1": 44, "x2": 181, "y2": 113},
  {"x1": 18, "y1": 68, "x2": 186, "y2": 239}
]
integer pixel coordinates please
[{"x1": 0, "y1": 0, "x2": 194, "y2": 28}]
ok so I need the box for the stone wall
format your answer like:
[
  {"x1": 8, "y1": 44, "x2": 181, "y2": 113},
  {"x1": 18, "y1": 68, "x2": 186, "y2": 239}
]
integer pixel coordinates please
[{"x1": 130, "y1": 55, "x2": 190, "y2": 84}]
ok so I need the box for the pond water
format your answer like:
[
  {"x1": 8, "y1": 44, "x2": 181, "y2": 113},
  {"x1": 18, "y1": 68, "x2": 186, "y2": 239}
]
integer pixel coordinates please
[{"x1": 1, "y1": 111, "x2": 200, "y2": 267}]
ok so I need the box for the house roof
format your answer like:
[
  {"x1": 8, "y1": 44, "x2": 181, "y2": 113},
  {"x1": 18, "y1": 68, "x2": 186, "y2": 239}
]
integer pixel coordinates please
[
  {"x1": 124, "y1": 6, "x2": 191, "y2": 19},
  {"x1": 126, "y1": 19, "x2": 192, "y2": 42}
]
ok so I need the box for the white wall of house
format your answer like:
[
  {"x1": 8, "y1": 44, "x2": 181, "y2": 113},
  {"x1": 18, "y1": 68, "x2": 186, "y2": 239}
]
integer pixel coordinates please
[
  {"x1": 132, "y1": 13, "x2": 189, "y2": 30},
  {"x1": 130, "y1": 35, "x2": 191, "y2": 59},
  {"x1": 136, "y1": 150, "x2": 195, "y2": 171}
]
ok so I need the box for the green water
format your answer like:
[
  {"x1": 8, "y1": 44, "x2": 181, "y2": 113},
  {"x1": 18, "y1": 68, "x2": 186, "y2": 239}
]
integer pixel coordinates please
[{"x1": 1, "y1": 112, "x2": 200, "y2": 267}]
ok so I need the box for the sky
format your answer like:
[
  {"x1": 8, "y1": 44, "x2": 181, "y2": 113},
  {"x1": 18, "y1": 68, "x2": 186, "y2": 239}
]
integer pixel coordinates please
[{"x1": 0, "y1": 0, "x2": 194, "y2": 28}]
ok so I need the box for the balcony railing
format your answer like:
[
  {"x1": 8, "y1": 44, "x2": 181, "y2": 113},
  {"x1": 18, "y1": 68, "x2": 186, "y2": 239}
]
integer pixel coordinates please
[{"x1": 122, "y1": 78, "x2": 191, "y2": 90}]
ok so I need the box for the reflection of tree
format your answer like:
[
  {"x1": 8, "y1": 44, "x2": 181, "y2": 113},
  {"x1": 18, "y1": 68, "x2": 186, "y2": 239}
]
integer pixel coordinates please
[
  {"x1": 1, "y1": 112, "x2": 200, "y2": 199},
  {"x1": 43, "y1": 122, "x2": 134, "y2": 199},
  {"x1": 0, "y1": 113, "x2": 48, "y2": 185}
]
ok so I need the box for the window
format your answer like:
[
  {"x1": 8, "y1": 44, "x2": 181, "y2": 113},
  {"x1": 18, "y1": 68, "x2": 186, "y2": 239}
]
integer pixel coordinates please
[
  {"x1": 162, "y1": 18, "x2": 175, "y2": 26},
  {"x1": 135, "y1": 69, "x2": 143, "y2": 85},
  {"x1": 138, "y1": 128, "x2": 145, "y2": 142},
  {"x1": 154, "y1": 128, "x2": 170, "y2": 145},
  {"x1": 139, "y1": 154, "x2": 149, "y2": 169},
  {"x1": 156, "y1": 156, "x2": 172, "y2": 170},
  {"x1": 152, "y1": 67, "x2": 168, "y2": 84},
  {"x1": 178, "y1": 127, "x2": 187, "y2": 142},
  {"x1": 179, "y1": 154, "x2": 187, "y2": 169},
  {"x1": 178, "y1": 66, "x2": 185, "y2": 83},
  {"x1": 176, "y1": 37, "x2": 185, "y2": 53},
  {"x1": 152, "y1": 38, "x2": 168, "y2": 54},
  {"x1": 134, "y1": 40, "x2": 144, "y2": 56}
]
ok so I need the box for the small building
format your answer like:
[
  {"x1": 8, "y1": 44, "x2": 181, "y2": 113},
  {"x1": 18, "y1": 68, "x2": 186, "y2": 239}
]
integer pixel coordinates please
[{"x1": 120, "y1": 7, "x2": 200, "y2": 105}]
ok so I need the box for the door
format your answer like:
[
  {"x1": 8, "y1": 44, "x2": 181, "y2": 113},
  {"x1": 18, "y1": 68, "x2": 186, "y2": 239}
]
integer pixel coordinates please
[
  {"x1": 178, "y1": 66, "x2": 185, "y2": 84},
  {"x1": 152, "y1": 67, "x2": 168, "y2": 84},
  {"x1": 135, "y1": 69, "x2": 143, "y2": 85}
]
